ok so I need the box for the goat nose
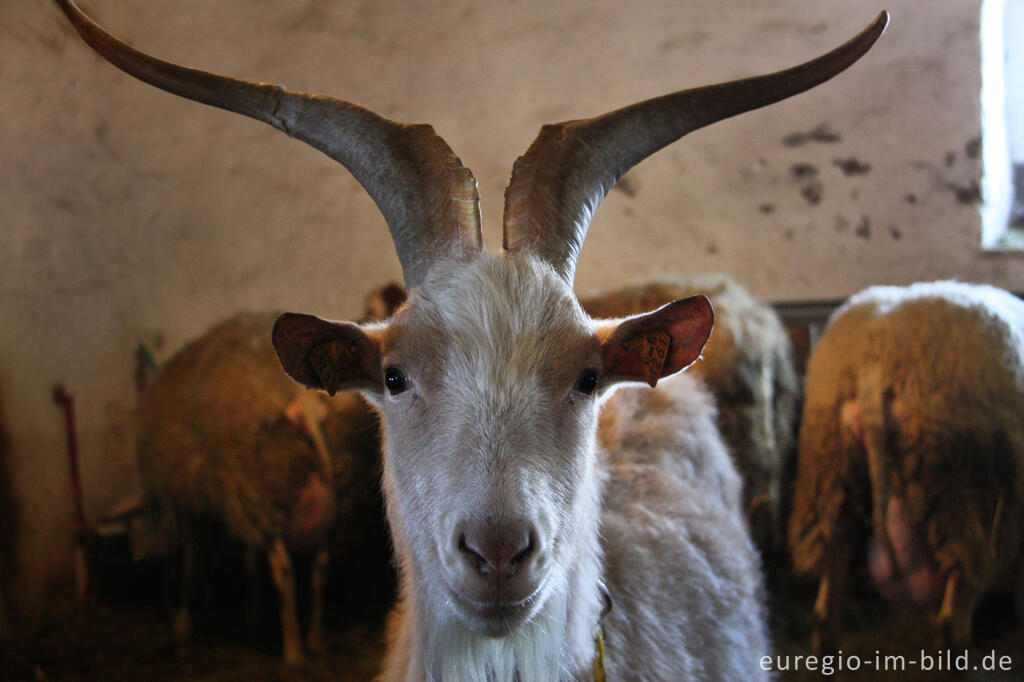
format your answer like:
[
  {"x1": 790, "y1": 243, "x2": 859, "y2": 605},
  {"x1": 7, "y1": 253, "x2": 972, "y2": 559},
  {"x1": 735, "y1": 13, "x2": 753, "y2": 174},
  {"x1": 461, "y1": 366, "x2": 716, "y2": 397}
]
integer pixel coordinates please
[{"x1": 458, "y1": 523, "x2": 534, "y2": 578}]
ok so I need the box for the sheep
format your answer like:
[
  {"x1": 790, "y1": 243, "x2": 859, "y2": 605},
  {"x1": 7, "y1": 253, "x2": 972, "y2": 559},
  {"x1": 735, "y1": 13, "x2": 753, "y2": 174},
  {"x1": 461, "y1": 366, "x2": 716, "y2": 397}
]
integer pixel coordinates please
[
  {"x1": 135, "y1": 284, "x2": 398, "y2": 665},
  {"x1": 788, "y1": 280, "x2": 1024, "y2": 652},
  {"x1": 580, "y1": 275, "x2": 800, "y2": 553},
  {"x1": 57, "y1": 1, "x2": 888, "y2": 678}
]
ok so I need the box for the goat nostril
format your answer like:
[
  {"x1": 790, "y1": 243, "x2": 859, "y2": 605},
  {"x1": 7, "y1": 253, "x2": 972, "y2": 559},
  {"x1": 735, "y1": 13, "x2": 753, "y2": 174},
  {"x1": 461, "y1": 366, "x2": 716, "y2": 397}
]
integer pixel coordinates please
[
  {"x1": 512, "y1": 535, "x2": 534, "y2": 565},
  {"x1": 458, "y1": 526, "x2": 534, "y2": 578},
  {"x1": 458, "y1": 534, "x2": 492, "y2": 576}
]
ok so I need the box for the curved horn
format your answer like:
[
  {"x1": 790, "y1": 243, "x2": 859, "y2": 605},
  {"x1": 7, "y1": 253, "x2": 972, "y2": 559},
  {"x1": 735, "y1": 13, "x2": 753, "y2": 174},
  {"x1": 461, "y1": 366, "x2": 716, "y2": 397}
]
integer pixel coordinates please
[
  {"x1": 503, "y1": 11, "x2": 889, "y2": 282},
  {"x1": 56, "y1": 0, "x2": 481, "y2": 288}
]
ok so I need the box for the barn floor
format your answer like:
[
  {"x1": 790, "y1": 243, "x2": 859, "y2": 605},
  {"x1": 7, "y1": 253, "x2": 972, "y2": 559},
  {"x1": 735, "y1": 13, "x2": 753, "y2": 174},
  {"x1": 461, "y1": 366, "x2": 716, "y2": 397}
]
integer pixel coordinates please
[
  {"x1": 1, "y1": 604, "x2": 385, "y2": 682},
  {"x1": 2, "y1": 557, "x2": 1022, "y2": 681},
  {"x1": 1, "y1": 535, "x2": 397, "y2": 682},
  {"x1": 766, "y1": 564, "x2": 1024, "y2": 682}
]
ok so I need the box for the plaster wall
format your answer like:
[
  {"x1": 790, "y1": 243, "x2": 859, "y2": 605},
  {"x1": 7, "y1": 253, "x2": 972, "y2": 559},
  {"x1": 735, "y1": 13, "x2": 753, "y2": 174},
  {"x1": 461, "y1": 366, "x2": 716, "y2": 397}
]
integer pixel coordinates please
[{"x1": 2, "y1": 0, "x2": 1021, "y2": 619}]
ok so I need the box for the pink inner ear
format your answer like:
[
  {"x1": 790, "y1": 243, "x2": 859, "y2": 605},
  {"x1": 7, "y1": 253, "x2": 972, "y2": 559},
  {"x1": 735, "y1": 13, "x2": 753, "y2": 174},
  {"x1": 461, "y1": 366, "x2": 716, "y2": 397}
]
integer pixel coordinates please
[
  {"x1": 272, "y1": 313, "x2": 379, "y2": 394},
  {"x1": 603, "y1": 295, "x2": 714, "y2": 387}
]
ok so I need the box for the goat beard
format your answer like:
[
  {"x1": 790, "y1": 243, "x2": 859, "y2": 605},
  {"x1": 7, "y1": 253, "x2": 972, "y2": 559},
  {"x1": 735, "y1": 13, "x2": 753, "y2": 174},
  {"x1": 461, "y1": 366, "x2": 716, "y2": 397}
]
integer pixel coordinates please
[{"x1": 420, "y1": 589, "x2": 568, "y2": 682}]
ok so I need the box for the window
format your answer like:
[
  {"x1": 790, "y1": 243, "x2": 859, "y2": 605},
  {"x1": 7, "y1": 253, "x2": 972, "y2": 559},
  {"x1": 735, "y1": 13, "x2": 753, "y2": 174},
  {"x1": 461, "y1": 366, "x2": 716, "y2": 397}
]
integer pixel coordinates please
[{"x1": 982, "y1": 0, "x2": 1024, "y2": 247}]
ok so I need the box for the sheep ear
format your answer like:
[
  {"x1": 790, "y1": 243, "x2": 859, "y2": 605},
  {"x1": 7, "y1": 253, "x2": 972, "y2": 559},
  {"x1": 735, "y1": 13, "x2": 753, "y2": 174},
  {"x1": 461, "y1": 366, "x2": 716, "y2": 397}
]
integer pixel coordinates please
[
  {"x1": 272, "y1": 313, "x2": 382, "y2": 396},
  {"x1": 599, "y1": 295, "x2": 714, "y2": 388}
]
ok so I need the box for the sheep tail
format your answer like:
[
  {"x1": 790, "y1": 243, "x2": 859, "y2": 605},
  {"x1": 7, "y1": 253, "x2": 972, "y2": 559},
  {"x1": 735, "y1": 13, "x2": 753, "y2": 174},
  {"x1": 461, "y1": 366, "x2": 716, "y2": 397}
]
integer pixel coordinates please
[{"x1": 857, "y1": 364, "x2": 899, "y2": 579}]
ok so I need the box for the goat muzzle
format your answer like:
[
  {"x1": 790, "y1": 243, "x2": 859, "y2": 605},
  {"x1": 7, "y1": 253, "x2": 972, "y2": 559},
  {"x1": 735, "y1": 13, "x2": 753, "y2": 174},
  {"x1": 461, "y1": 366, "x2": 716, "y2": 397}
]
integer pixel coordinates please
[{"x1": 448, "y1": 519, "x2": 545, "y2": 632}]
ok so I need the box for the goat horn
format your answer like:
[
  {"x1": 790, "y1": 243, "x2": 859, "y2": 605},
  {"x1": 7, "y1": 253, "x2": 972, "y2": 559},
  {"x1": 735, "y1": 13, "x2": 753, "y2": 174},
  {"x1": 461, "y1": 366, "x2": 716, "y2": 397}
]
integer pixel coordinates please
[
  {"x1": 502, "y1": 11, "x2": 889, "y2": 282},
  {"x1": 56, "y1": 0, "x2": 481, "y2": 288}
]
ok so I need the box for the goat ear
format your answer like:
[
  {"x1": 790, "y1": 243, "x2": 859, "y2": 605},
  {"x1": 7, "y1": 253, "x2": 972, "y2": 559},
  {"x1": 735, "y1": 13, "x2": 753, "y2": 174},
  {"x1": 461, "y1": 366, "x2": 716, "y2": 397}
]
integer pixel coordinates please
[
  {"x1": 272, "y1": 313, "x2": 381, "y2": 396},
  {"x1": 599, "y1": 295, "x2": 714, "y2": 388}
]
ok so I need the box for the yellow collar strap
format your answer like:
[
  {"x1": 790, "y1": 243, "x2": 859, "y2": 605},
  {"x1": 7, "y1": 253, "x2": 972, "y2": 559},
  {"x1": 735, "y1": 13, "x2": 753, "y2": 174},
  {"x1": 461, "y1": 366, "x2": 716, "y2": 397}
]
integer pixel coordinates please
[
  {"x1": 593, "y1": 625, "x2": 607, "y2": 682},
  {"x1": 593, "y1": 579, "x2": 612, "y2": 681}
]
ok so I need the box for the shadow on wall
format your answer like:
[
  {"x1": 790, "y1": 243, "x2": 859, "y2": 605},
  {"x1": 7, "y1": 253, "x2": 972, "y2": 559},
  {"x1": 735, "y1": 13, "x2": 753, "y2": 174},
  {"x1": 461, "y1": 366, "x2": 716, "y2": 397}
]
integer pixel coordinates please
[{"x1": 0, "y1": 384, "x2": 16, "y2": 637}]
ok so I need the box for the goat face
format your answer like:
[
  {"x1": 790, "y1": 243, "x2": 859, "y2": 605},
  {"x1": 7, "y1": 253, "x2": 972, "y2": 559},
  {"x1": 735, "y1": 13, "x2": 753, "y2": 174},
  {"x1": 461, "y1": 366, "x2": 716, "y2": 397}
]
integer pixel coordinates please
[
  {"x1": 379, "y1": 255, "x2": 600, "y2": 635},
  {"x1": 272, "y1": 251, "x2": 715, "y2": 636}
]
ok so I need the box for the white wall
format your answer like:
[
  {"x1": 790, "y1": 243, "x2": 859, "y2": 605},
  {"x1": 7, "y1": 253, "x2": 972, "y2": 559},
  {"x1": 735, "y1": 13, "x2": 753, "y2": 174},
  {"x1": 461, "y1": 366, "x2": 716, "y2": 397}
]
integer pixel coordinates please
[
  {"x1": 1006, "y1": 1, "x2": 1024, "y2": 166},
  {"x1": 3, "y1": 0, "x2": 1022, "y2": 618}
]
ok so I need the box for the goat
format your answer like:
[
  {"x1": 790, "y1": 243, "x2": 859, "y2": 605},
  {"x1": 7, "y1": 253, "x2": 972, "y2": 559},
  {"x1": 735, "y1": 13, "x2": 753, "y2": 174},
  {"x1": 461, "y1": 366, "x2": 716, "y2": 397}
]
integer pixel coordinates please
[
  {"x1": 580, "y1": 275, "x2": 799, "y2": 553},
  {"x1": 789, "y1": 280, "x2": 1024, "y2": 652},
  {"x1": 57, "y1": 1, "x2": 887, "y2": 678},
  {"x1": 135, "y1": 284, "x2": 398, "y2": 664}
]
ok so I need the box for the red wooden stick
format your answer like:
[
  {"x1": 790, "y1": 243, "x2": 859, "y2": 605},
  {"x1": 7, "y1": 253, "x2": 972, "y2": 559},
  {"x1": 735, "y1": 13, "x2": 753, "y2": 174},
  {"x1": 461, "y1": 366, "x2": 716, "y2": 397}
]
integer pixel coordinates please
[{"x1": 53, "y1": 384, "x2": 91, "y2": 602}]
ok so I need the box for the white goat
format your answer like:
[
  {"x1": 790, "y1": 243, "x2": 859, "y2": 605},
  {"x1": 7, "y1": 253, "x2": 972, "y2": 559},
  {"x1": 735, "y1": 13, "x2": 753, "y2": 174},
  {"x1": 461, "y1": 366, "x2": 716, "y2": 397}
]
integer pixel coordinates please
[{"x1": 57, "y1": 2, "x2": 888, "y2": 678}]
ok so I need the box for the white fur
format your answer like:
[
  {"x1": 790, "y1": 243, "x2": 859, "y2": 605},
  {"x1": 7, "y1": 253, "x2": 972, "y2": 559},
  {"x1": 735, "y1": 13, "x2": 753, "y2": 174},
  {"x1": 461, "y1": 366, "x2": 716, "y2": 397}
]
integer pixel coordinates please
[
  {"x1": 367, "y1": 253, "x2": 769, "y2": 681},
  {"x1": 580, "y1": 274, "x2": 800, "y2": 551}
]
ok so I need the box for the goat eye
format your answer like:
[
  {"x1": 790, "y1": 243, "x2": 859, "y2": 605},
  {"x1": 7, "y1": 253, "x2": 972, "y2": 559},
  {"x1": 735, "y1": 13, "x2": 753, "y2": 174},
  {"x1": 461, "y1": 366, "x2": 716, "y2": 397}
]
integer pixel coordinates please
[
  {"x1": 384, "y1": 367, "x2": 408, "y2": 394},
  {"x1": 575, "y1": 369, "x2": 599, "y2": 395}
]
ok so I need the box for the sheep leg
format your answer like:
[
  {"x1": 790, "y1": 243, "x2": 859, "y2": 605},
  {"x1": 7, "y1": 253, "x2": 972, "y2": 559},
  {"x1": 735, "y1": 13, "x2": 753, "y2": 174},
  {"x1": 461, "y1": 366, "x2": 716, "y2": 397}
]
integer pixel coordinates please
[
  {"x1": 268, "y1": 538, "x2": 304, "y2": 666},
  {"x1": 811, "y1": 539, "x2": 851, "y2": 655},
  {"x1": 769, "y1": 474, "x2": 784, "y2": 554},
  {"x1": 935, "y1": 570, "x2": 977, "y2": 649},
  {"x1": 171, "y1": 515, "x2": 194, "y2": 640},
  {"x1": 244, "y1": 544, "x2": 264, "y2": 632},
  {"x1": 746, "y1": 490, "x2": 773, "y2": 551},
  {"x1": 305, "y1": 548, "x2": 330, "y2": 654}
]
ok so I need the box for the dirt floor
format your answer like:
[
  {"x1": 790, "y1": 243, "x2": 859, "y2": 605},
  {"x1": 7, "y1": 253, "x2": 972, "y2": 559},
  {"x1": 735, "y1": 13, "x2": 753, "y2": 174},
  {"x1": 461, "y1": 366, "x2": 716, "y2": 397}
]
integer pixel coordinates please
[
  {"x1": 766, "y1": 563, "x2": 1024, "y2": 682},
  {"x1": 1, "y1": 605, "x2": 385, "y2": 682},
  {"x1": 2, "y1": 553, "x2": 1022, "y2": 681}
]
